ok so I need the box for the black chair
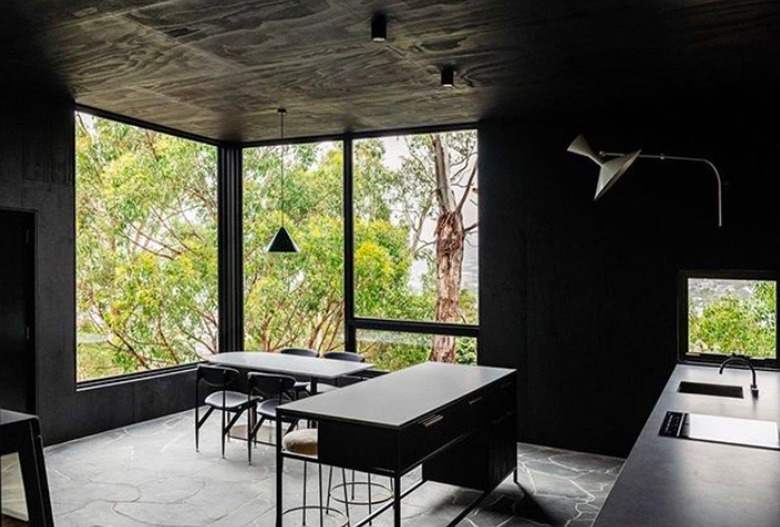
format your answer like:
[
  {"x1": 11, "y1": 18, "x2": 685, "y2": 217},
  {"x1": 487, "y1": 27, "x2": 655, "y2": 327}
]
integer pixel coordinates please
[
  {"x1": 246, "y1": 372, "x2": 299, "y2": 463},
  {"x1": 279, "y1": 347, "x2": 318, "y2": 398},
  {"x1": 195, "y1": 364, "x2": 258, "y2": 458},
  {"x1": 310, "y1": 351, "x2": 366, "y2": 394}
]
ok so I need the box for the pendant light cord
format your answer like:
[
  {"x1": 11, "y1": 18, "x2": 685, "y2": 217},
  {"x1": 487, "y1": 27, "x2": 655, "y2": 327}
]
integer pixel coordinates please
[{"x1": 280, "y1": 109, "x2": 285, "y2": 228}]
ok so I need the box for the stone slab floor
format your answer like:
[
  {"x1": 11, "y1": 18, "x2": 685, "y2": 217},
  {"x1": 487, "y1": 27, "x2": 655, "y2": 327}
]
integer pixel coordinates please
[{"x1": 2, "y1": 411, "x2": 622, "y2": 527}]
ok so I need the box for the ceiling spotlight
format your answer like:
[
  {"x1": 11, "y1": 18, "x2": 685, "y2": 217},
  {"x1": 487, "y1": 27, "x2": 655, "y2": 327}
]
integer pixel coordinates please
[
  {"x1": 371, "y1": 14, "x2": 387, "y2": 42},
  {"x1": 441, "y1": 65, "x2": 456, "y2": 87}
]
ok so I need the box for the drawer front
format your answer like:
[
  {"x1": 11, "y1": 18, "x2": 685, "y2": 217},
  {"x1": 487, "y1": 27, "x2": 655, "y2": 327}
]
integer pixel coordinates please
[
  {"x1": 318, "y1": 420, "x2": 398, "y2": 472},
  {"x1": 485, "y1": 376, "x2": 516, "y2": 419},
  {"x1": 399, "y1": 400, "x2": 473, "y2": 470}
]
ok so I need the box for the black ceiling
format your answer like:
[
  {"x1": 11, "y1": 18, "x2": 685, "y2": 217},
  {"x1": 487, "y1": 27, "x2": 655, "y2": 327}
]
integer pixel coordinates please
[{"x1": 2, "y1": 0, "x2": 778, "y2": 142}]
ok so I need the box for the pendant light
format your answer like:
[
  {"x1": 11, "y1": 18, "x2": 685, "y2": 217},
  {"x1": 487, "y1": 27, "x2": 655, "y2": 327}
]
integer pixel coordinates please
[{"x1": 266, "y1": 109, "x2": 300, "y2": 253}]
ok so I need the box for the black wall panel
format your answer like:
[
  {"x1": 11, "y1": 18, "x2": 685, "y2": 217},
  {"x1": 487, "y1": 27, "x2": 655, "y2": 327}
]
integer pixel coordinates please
[
  {"x1": 478, "y1": 110, "x2": 780, "y2": 456},
  {"x1": 1, "y1": 93, "x2": 194, "y2": 445}
]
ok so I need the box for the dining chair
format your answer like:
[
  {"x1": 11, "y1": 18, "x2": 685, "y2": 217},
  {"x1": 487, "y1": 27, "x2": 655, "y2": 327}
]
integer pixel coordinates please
[
  {"x1": 309, "y1": 351, "x2": 366, "y2": 394},
  {"x1": 246, "y1": 372, "x2": 299, "y2": 464},
  {"x1": 279, "y1": 347, "x2": 318, "y2": 398},
  {"x1": 195, "y1": 364, "x2": 258, "y2": 458}
]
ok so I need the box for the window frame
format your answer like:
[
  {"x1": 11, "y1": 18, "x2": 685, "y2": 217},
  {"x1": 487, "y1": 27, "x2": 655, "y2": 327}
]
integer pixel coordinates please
[
  {"x1": 678, "y1": 269, "x2": 779, "y2": 369},
  {"x1": 74, "y1": 107, "x2": 480, "y2": 383},
  {"x1": 243, "y1": 124, "x2": 480, "y2": 362},
  {"x1": 74, "y1": 106, "x2": 220, "y2": 386}
]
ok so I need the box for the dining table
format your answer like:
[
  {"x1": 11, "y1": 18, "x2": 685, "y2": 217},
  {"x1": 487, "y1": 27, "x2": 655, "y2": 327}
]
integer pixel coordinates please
[{"x1": 205, "y1": 351, "x2": 374, "y2": 439}]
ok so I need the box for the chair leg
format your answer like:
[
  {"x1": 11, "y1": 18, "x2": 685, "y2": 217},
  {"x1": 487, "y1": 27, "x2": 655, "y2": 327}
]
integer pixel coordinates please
[
  {"x1": 195, "y1": 407, "x2": 215, "y2": 453},
  {"x1": 368, "y1": 472, "x2": 373, "y2": 525},
  {"x1": 351, "y1": 470, "x2": 356, "y2": 500},
  {"x1": 319, "y1": 463, "x2": 324, "y2": 527},
  {"x1": 327, "y1": 465, "x2": 333, "y2": 511},
  {"x1": 221, "y1": 410, "x2": 226, "y2": 458},
  {"x1": 341, "y1": 468, "x2": 350, "y2": 520},
  {"x1": 303, "y1": 461, "x2": 308, "y2": 525},
  {"x1": 247, "y1": 409, "x2": 252, "y2": 465}
]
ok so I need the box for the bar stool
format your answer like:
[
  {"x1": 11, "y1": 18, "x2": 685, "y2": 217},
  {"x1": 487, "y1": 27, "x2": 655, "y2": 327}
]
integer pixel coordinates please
[
  {"x1": 317, "y1": 352, "x2": 392, "y2": 521},
  {"x1": 282, "y1": 428, "x2": 349, "y2": 526}
]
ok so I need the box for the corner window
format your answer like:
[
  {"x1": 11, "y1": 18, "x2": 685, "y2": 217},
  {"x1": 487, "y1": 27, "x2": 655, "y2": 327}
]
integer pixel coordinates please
[
  {"x1": 76, "y1": 112, "x2": 218, "y2": 381},
  {"x1": 681, "y1": 272, "x2": 778, "y2": 365},
  {"x1": 242, "y1": 141, "x2": 345, "y2": 353}
]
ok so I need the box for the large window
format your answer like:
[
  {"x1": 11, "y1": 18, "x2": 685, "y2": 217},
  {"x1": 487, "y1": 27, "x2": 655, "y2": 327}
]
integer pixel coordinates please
[
  {"x1": 76, "y1": 112, "x2": 218, "y2": 381},
  {"x1": 243, "y1": 141, "x2": 344, "y2": 352},
  {"x1": 682, "y1": 272, "x2": 778, "y2": 364},
  {"x1": 352, "y1": 130, "x2": 479, "y2": 368},
  {"x1": 356, "y1": 330, "x2": 477, "y2": 372},
  {"x1": 354, "y1": 132, "x2": 478, "y2": 324}
]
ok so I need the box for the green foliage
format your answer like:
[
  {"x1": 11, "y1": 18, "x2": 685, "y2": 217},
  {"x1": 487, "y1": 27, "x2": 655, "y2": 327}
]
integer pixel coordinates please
[
  {"x1": 76, "y1": 113, "x2": 218, "y2": 380},
  {"x1": 689, "y1": 281, "x2": 777, "y2": 359},
  {"x1": 77, "y1": 117, "x2": 480, "y2": 379},
  {"x1": 359, "y1": 332, "x2": 477, "y2": 372}
]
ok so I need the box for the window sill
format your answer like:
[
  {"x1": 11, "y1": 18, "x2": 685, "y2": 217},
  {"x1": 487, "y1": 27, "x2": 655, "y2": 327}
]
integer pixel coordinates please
[
  {"x1": 76, "y1": 362, "x2": 201, "y2": 392},
  {"x1": 679, "y1": 355, "x2": 779, "y2": 372}
]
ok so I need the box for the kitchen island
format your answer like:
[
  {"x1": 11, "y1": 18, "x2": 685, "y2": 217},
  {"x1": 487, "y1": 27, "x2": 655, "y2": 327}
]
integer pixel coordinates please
[{"x1": 595, "y1": 364, "x2": 780, "y2": 527}]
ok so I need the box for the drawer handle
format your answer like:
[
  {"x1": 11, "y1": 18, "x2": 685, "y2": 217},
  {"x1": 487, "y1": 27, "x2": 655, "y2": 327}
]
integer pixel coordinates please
[
  {"x1": 468, "y1": 396, "x2": 484, "y2": 406},
  {"x1": 420, "y1": 414, "x2": 444, "y2": 428},
  {"x1": 492, "y1": 412, "x2": 512, "y2": 426}
]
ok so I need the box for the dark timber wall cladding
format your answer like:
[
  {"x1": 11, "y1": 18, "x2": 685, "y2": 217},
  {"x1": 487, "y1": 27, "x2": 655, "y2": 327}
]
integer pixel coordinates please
[
  {"x1": 479, "y1": 110, "x2": 780, "y2": 457},
  {"x1": 0, "y1": 93, "x2": 195, "y2": 445}
]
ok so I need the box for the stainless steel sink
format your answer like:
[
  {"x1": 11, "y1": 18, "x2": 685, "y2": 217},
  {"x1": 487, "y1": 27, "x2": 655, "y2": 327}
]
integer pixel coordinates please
[{"x1": 678, "y1": 381, "x2": 743, "y2": 398}]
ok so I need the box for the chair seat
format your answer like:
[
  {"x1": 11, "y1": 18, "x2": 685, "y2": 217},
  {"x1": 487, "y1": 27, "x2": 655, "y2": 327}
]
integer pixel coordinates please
[
  {"x1": 293, "y1": 381, "x2": 309, "y2": 391},
  {"x1": 204, "y1": 390, "x2": 257, "y2": 410},
  {"x1": 283, "y1": 429, "x2": 318, "y2": 456},
  {"x1": 256, "y1": 399, "x2": 296, "y2": 421}
]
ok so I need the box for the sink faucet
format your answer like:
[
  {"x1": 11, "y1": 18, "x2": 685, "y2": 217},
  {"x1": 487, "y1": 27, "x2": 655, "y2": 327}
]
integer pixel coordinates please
[{"x1": 719, "y1": 355, "x2": 759, "y2": 399}]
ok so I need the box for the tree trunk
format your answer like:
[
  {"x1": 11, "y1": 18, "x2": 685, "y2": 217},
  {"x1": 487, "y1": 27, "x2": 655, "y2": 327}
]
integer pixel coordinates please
[{"x1": 430, "y1": 135, "x2": 465, "y2": 363}]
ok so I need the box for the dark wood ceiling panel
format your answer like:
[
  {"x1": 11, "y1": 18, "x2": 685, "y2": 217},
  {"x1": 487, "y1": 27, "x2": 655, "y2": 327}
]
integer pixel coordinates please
[{"x1": 2, "y1": 0, "x2": 778, "y2": 142}]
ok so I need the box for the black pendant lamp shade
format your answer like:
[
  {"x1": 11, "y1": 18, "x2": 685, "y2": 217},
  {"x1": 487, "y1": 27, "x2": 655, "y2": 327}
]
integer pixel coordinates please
[
  {"x1": 266, "y1": 226, "x2": 299, "y2": 253},
  {"x1": 266, "y1": 109, "x2": 299, "y2": 253}
]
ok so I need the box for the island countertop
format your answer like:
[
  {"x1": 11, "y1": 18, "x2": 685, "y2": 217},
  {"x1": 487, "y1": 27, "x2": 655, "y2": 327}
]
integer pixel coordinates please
[{"x1": 594, "y1": 364, "x2": 780, "y2": 527}]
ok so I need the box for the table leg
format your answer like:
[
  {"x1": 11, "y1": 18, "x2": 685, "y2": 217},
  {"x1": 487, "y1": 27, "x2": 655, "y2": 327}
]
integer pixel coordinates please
[
  {"x1": 276, "y1": 418, "x2": 284, "y2": 527},
  {"x1": 310, "y1": 378, "x2": 318, "y2": 395},
  {"x1": 393, "y1": 474, "x2": 402, "y2": 527}
]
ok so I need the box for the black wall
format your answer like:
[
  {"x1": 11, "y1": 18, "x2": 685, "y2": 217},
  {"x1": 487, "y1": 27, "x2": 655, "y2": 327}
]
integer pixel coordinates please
[
  {"x1": 3, "y1": 91, "x2": 778, "y2": 457},
  {"x1": 0, "y1": 94, "x2": 195, "y2": 445},
  {"x1": 479, "y1": 109, "x2": 780, "y2": 457}
]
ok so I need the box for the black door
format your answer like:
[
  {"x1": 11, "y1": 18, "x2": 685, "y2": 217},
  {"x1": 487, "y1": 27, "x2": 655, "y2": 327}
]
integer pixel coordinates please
[{"x1": 0, "y1": 209, "x2": 35, "y2": 413}]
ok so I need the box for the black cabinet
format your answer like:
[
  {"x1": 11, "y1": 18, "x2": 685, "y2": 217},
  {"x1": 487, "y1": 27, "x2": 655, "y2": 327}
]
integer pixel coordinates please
[{"x1": 422, "y1": 377, "x2": 517, "y2": 491}]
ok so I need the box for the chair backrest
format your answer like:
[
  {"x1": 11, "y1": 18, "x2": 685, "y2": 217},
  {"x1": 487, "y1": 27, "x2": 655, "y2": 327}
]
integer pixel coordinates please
[
  {"x1": 197, "y1": 364, "x2": 240, "y2": 388},
  {"x1": 324, "y1": 351, "x2": 365, "y2": 363},
  {"x1": 279, "y1": 347, "x2": 318, "y2": 358},
  {"x1": 248, "y1": 372, "x2": 297, "y2": 400}
]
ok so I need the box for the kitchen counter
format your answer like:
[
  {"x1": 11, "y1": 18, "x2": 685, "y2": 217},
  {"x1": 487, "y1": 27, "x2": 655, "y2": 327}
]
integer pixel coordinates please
[{"x1": 594, "y1": 364, "x2": 780, "y2": 527}]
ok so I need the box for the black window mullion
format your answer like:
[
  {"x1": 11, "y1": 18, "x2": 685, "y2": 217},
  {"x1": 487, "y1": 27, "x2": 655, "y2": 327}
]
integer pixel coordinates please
[
  {"x1": 343, "y1": 136, "x2": 356, "y2": 352},
  {"x1": 218, "y1": 144, "x2": 244, "y2": 352}
]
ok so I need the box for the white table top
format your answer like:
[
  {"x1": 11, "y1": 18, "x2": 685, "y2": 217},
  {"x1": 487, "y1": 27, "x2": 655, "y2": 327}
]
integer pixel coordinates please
[{"x1": 206, "y1": 351, "x2": 373, "y2": 380}]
